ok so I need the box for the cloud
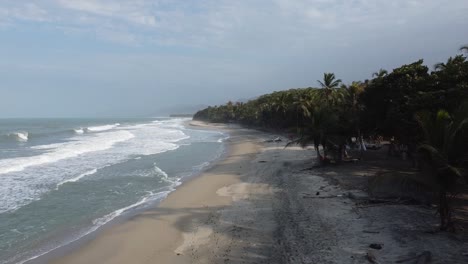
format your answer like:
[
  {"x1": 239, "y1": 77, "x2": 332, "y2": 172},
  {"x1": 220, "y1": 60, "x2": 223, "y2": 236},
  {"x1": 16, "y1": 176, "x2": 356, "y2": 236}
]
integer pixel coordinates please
[
  {"x1": 1, "y1": 0, "x2": 468, "y2": 117},
  {"x1": 0, "y1": 0, "x2": 467, "y2": 49},
  {"x1": 0, "y1": 3, "x2": 49, "y2": 23},
  {"x1": 56, "y1": 0, "x2": 156, "y2": 26}
]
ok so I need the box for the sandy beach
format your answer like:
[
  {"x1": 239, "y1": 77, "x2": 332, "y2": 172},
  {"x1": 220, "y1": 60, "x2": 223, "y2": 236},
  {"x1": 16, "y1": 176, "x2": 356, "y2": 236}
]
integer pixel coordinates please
[
  {"x1": 45, "y1": 121, "x2": 468, "y2": 264},
  {"x1": 47, "y1": 121, "x2": 271, "y2": 264}
]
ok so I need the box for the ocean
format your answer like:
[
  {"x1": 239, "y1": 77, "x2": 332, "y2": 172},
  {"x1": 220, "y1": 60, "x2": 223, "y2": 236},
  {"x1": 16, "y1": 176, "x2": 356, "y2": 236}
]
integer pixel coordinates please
[{"x1": 0, "y1": 118, "x2": 227, "y2": 264}]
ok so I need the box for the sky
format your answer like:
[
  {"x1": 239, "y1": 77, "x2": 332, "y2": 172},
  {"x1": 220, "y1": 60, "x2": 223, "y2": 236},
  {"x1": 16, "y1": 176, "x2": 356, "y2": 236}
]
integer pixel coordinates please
[{"x1": 0, "y1": 0, "x2": 467, "y2": 117}]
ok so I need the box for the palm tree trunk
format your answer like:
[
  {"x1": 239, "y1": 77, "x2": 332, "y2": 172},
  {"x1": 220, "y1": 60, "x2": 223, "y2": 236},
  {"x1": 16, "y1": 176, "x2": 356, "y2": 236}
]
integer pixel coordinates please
[
  {"x1": 439, "y1": 191, "x2": 447, "y2": 230},
  {"x1": 439, "y1": 190, "x2": 452, "y2": 231}
]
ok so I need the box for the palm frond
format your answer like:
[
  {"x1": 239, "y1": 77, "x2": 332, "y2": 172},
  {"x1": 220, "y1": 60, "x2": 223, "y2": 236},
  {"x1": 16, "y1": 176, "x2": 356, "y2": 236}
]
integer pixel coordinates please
[
  {"x1": 460, "y1": 45, "x2": 468, "y2": 53},
  {"x1": 434, "y1": 62, "x2": 446, "y2": 71},
  {"x1": 317, "y1": 80, "x2": 326, "y2": 88},
  {"x1": 417, "y1": 144, "x2": 446, "y2": 167}
]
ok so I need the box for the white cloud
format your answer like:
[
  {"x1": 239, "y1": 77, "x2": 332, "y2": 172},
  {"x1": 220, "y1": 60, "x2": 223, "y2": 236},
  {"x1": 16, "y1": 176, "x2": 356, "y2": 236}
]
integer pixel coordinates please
[
  {"x1": 56, "y1": 0, "x2": 156, "y2": 26},
  {"x1": 0, "y1": 3, "x2": 49, "y2": 23},
  {"x1": 0, "y1": 0, "x2": 467, "y2": 47}
]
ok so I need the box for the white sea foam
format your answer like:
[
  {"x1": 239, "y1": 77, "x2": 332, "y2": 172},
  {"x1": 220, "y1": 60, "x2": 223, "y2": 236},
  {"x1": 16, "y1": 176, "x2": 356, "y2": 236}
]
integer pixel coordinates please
[
  {"x1": 0, "y1": 131, "x2": 134, "y2": 175},
  {"x1": 0, "y1": 119, "x2": 190, "y2": 213},
  {"x1": 154, "y1": 165, "x2": 168, "y2": 178},
  {"x1": 86, "y1": 123, "x2": 120, "y2": 132},
  {"x1": 194, "y1": 162, "x2": 210, "y2": 170},
  {"x1": 1, "y1": 118, "x2": 226, "y2": 264},
  {"x1": 217, "y1": 135, "x2": 230, "y2": 143},
  {"x1": 56, "y1": 169, "x2": 97, "y2": 189},
  {"x1": 92, "y1": 191, "x2": 168, "y2": 226},
  {"x1": 12, "y1": 132, "x2": 28, "y2": 142},
  {"x1": 73, "y1": 128, "x2": 84, "y2": 134},
  {"x1": 18, "y1": 190, "x2": 171, "y2": 264}
]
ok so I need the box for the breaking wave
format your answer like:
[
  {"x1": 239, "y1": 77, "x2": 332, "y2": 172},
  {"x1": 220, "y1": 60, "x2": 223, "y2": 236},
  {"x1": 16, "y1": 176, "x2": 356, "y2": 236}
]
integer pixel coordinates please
[
  {"x1": 73, "y1": 128, "x2": 84, "y2": 134},
  {"x1": 10, "y1": 132, "x2": 29, "y2": 142},
  {"x1": 56, "y1": 169, "x2": 98, "y2": 189},
  {"x1": 86, "y1": 123, "x2": 120, "y2": 132},
  {"x1": 0, "y1": 130, "x2": 134, "y2": 175}
]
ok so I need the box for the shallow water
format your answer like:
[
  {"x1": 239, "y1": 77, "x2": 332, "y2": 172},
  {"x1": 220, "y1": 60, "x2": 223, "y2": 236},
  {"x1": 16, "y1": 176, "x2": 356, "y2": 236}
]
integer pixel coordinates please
[{"x1": 0, "y1": 118, "x2": 226, "y2": 264}]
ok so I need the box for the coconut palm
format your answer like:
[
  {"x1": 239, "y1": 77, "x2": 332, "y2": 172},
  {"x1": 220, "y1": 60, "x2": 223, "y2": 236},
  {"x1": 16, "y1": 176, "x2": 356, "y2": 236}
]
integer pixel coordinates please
[
  {"x1": 434, "y1": 62, "x2": 446, "y2": 71},
  {"x1": 287, "y1": 105, "x2": 338, "y2": 164},
  {"x1": 372, "y1": 68, "x2": 388, "y2": 78},
  {"x1": 345, "y1": 81, "x2": 366, "y2": 157},
  {"x1": 434, "y1": 56, "x2": 460, "y2": 71},
  {"x1": 317, "y1": 72, "x2": 342, "y2": 89},
  {"x1": 316, "y1": 73, "x2": 344, "y2": 106},
  {"x1": 416, "y1": 105, "x2": 468, "y2": 230}
]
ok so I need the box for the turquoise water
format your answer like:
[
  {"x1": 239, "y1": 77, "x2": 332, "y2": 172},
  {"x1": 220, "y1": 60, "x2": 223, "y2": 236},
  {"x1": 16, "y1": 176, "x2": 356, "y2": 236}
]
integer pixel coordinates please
[{"x1": 0, "y1": 118, "x2": 226, "y2": 264}]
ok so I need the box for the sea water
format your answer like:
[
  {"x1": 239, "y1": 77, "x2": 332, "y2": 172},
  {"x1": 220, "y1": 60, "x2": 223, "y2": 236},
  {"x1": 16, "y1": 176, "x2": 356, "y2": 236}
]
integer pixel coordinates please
[{"x1": 0, "y1": 118, "x2": 226, "y2": 264}]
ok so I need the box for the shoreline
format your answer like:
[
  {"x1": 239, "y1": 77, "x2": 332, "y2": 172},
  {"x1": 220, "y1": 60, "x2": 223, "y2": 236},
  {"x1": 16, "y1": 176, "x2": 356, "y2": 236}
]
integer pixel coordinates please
[
  {"x1": 39, "y1": 121, "x2": 262, "y2": 264},
  {"x1": 29, "y1": 120, "x2": 468, "y2": 264},
  {"x1": 21, "y1": 120, "x2": 231, "y2": 264}
]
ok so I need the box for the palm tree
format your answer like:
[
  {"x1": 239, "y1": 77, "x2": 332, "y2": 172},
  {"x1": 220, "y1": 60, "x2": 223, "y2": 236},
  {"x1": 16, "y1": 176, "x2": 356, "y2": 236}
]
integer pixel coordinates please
[
  {"x1": 434, "y1": 56, "x2": 460, "y2": 71},
  {"x1": 317, "y1": 72, "x2": 342, "y2": 89},
  {"x1": 286, "y1": 105, "x2": 337, "y2": 164},
  {"x1": 291, "y1": 95, "x2": 312, "y2": 133},
  {"x1": 434, "y1": 62, "x2": 446, "y2": 71},
  {"x1": 346, "y1": 81, "x2": 366, "y2": 157},
  {"x1": 372, "y1": 68, "x2": 388, "y2": 78},
  {"x1": 416, "y1": 105, "x2": 468, "y2": 230},
  {"x1": 316, "y1": 73, "x2": 343, "y2": 106}
]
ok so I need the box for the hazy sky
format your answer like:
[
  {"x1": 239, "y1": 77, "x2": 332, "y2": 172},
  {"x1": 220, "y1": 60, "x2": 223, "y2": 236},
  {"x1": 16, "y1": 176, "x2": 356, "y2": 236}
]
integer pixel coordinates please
[{"x1": 0, "y1": 0, "x2": 467, "y2": 117}]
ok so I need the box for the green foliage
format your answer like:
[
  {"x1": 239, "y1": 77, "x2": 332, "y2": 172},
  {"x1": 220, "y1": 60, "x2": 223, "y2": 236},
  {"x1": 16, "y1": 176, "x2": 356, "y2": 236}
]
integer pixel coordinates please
[
  {"x1": 194, "y1": 52, "x2": 468, "y2": 150},
  {"x1": 194, "y1": 50, "x2": 468, "y2": 163},
  {"x1": 372, "y1": 68, "x2": 388, "y2": 78},
  {"x1": 360, "y1": 60, "x2": 432, "y2": 142},
  {"x1": 317, "y1": 72, "x2": 342, "y2": 89},
  {"x1": 194, "y1": 49, "x2": 468, "y2": 229},
  {"x1": 415, "y1": 106, "x2": 468, "y2": 230}
]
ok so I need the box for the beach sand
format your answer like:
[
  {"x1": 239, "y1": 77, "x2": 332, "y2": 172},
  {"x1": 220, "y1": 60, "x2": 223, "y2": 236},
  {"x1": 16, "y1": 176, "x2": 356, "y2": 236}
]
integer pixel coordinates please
[
  {"x1": 47, "y1": 121, "x2": 468, "y2": 264},
  {"x1": 49, "y1": 121, "x2": 271, "y2": 264}
]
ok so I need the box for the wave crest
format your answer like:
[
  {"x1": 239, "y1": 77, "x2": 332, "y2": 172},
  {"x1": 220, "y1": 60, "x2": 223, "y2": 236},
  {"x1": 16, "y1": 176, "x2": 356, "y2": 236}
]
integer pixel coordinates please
[
  {"x1": 0, "y1": 130, "x2": 135, "y2": 175},
  {"x1": 10, "y1": 132, "x2": 29, "y2": 142},
  {"x1": 56, "y1": 169, "x2": 98, "y2": 189},
  {"x1": 86, "y1": 123, "x2": 120, "y2": 132},
  {"x1": 73, "y1": 128, "x2": 84, "y2": 134}
]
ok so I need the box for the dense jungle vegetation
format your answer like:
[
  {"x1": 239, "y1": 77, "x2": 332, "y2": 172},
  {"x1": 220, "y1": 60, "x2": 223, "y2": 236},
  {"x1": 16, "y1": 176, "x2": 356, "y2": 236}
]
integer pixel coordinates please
[{"x1": 194, "y1": 46, "x2": 468, "y2": 230}]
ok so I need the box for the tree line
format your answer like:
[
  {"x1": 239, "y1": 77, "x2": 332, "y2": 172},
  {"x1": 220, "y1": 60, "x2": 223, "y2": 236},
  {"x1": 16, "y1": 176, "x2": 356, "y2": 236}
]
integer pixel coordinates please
[{"x1": 194, "y1": 46, "x2": 468, "y2": 230}]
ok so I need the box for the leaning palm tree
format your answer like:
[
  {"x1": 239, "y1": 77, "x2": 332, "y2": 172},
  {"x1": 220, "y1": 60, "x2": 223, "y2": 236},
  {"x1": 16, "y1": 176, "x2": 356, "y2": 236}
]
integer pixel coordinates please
[
  {"x1": 372, "y1": 68, "x2": 388, "y2": 78},
  {"x1": 416, "y1": 105, "x2": 468, "y2": 230},
  {"x1": 286, "y1": 106, "x2": 337, "y2": 164}
]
